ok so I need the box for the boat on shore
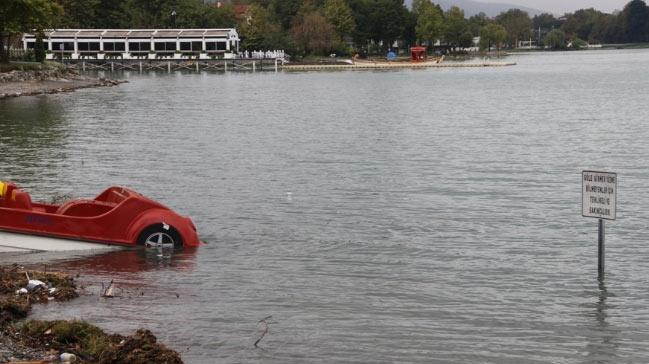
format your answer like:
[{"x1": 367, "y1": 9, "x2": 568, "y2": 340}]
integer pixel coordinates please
[{"x1": 0, "y1": 182, "x2": 202, "y2": 252}]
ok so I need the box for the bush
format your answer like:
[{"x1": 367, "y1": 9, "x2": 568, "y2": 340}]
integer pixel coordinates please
[
  {"x1": 569, "y1": 36, "x2": 588, "y2": 50},
  {"x1": 22, "y1": 50, "x2": 36, "y2": 62},
  {"x1": 544, "y1": 29, "x2": 566, "y2": 50}
]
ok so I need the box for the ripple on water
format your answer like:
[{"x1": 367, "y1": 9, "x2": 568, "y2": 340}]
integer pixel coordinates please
[{"x1": 2, "y1": 49, "x2": 649, "y2": 363}]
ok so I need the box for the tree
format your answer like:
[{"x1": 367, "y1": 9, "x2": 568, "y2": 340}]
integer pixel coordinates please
[
  {"x1": 458, "y1": 30, "x2": 474, "y2": 48},
  {"x1": 94, "y1": 0, "x2": 129, "y2": 28},
  {"x1": 593, "y1": 14, "x2": 624, "y2": 43},
  {"x1": 347, "y1": 0, "x2": 406, "y2": 53},
  {"x1": 58, "y1": 0, "x2": 100, "y2": 28},
  {"x1": 268, "y1": 0, "x2": 303, "y2": 30},
  {"x1": 468, "y1": 12, "x2": 489, "y2": 36},
  {"x1": 620, "y1": 0, "x2": 649, "y2": 42},
  {"x1": 561, "y1": 8, "x2": 606, "y2": 42},
  {"x1": 533, "y1": 13, "x2": 561, "y2": 31},
  {"x1": 479, "y1": 23, "x2": 507, "y2": 51},
  {"x1": 544, "y1": 28, "x2": 566, "y2": 49},
  {"x1": 532, "y1": 13, "x2": 561, "y2": 45},
  {"x1": 324, "y1": 0, "x2": 356, "y2": 37},
  {"x1": 401, "y1": 7, "x2": 418, "y2": 49},
  {"x1": 367, "y1": 0, "x2": 406, "y2": 50},
  {"x1": 291, "y1": 10, "x2": 338, "y2": 55},
  {"x1": 198, "y1": 5, "x2": 237, "y2": 29},
  {"x1": 415, "y1": 0, "x2": 444, "y2": 46},
  {"x1": 569, "y1": 35, "x2": 588, "y2": 49},
  {"x1": 411, "y1": 0, "x2": 427, "y2": 15},
  {"x1": 238, "y1": 4, "x2": 286, "y2": 51},
  {"x1": 495, "y1": 9, "x2": 532, "y2": 48},
  {"x1": 444, "y1": 6, "x2": 469, "y2": 51},
  {"x1": 34, "y1": 31, "x2": 45, "y2": 62},
  {"x1": 0, "y1": 0, "x2": 62, "y2": 62}
]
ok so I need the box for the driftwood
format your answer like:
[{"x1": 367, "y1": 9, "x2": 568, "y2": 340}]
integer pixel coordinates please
[{"x1": 254, "y1": 315, "x2": 273, "y2": 348}]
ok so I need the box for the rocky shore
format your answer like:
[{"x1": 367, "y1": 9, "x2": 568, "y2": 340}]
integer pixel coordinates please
[
  {"x1": 0, "y1": 68, "x2": 126, "y2": 99},
  {"x1": 0, "y1": 266, "x2": 182, "y2": 363}
]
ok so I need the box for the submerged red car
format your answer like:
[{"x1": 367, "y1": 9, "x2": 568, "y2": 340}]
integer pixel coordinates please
[{"x1": 0, "y1": 182, "x2": 201, "y2": 249}]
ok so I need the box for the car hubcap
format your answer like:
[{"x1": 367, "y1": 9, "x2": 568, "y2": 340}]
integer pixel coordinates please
[{"x1": 144, "y1": 232, "x2": 175, "y2": 249}]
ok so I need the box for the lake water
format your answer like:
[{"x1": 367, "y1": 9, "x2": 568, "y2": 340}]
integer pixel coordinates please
[{"x1": 2, "y1": 49, "x2": 649, "y2": 363}]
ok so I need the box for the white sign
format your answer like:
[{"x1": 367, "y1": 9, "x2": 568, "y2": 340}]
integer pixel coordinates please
[{"x1": 582, "y1": 170, "x2": 617, "y2": 220}]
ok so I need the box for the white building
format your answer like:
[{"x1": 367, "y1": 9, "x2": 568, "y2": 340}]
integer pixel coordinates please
[{"x1": 23, "y1": 29, "x2": 240, "y2": 60}]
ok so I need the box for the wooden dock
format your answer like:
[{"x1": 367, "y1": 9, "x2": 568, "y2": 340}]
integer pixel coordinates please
[
  {"x1": 64, "y1": 59, "x2": 283, "y2": 73},
  {"x1": 62, "y1": 59, "x2": 515, "y2": 73}
]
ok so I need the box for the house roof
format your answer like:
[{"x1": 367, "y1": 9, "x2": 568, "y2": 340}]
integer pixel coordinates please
[{"x1": 23, "y1": 29, "x2": 238, "y2": 39}]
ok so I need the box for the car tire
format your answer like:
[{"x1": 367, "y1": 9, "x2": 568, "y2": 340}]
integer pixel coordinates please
[{"x1": 137, "y1": 224, "x2": 183, "y2": 250}]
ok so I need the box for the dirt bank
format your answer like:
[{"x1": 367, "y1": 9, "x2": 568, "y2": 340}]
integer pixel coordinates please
[
  {"x1": 0, "y1": 68, "x2": 126, "y2": 99},
  {"x1": 0, "y1": 266, "x2": 182, "y2": 363}
]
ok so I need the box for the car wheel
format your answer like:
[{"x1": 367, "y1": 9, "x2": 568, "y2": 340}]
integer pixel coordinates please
[{"x1": 137, "y1": 224, "x2": 182, "y2": 250}]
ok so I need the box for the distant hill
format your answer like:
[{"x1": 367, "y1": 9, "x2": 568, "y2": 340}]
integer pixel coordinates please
[{"x1": 403, "y1": 0, "x2": 544, "y2": 17}]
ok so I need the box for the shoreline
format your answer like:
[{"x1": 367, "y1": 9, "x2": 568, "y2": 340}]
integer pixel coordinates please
[
  {"x1": 0, "y1": 265, "x2": 182, "y2": 363},
  {"x1": 0, "y1": 68, "x2": 126, "y2": 100}
]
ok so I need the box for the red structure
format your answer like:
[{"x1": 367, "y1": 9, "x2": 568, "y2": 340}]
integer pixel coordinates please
[
  {"x1": 0, "y1": 182, "x2": 202, "y2": 249},
  {"x1": 410, "y1": 47, "x2": 427, "y2": 62}
]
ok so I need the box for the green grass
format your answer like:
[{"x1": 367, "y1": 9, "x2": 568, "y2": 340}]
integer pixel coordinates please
[
  {"x1": 601, "y1": 42, "x2": 649, "y2": 49},
  {"x1": 22, "y1": 319, "x2": 113, "y2": 359}
]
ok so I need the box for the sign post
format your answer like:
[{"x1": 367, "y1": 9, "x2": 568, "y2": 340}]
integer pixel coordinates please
[{"x1": 582, "y1": 171, "x2": 617, "y2": 280}]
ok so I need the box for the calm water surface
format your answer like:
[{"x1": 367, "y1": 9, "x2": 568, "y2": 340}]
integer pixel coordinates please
[{"x1": 2, "y1": 50, "x2": 649, "y2": 363}]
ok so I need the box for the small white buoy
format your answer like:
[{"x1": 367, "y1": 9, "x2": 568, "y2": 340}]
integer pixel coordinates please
[{"x1": 286, "y1": 192, "x2": 292, "y2": 202}]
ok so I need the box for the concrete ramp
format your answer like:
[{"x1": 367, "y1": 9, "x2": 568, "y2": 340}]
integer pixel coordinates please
[{"x1": 0, "y1": 231, "x2": 122, "y2": 253}]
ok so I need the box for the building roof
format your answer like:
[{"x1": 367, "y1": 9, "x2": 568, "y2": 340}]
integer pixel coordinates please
[
  {"x1": 154, "y1": 30, "x2": 179, "y2": 37},
  {"x1": 204, "y1": 30, "x2": 230, "y2": 37},
  {"x1": 49, "y1": 30, "x2": 78, "y2": 37},
  {"x1": 76, "y1": 30, "x2": 104, "y2": 37},
  {"x1": 24, "y1": 29, "x2": 238, "y2": 39},
  {"x1": 179, "y1": 30, "x2": 206, "y2": 37},
  {"x1": 103, "y1": 30, "x2": 131, "y2": 37}
]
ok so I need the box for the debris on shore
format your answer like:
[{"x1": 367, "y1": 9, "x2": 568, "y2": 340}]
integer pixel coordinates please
[
  {"x1": 0, "y1": 68, "x2": 126, "y2": 100},
  {"x1": 0, "y1": 266, "x2": 182, "y2": 363},
  {"x1": 0, "y1": 267, "x2": 78, "y2": 325},
  {"x1": 19, "y1": 321, "x2": 182, "y2": 364}
]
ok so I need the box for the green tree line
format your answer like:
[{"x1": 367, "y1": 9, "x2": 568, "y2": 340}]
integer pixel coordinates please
[{"x1": 3, "y1": 0, "x2": 649, "y2": 61}]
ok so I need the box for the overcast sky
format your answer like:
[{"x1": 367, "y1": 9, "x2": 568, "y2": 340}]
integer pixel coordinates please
[{"x1": 481, "y1": 0, "x2": 628, "y2": 14}]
